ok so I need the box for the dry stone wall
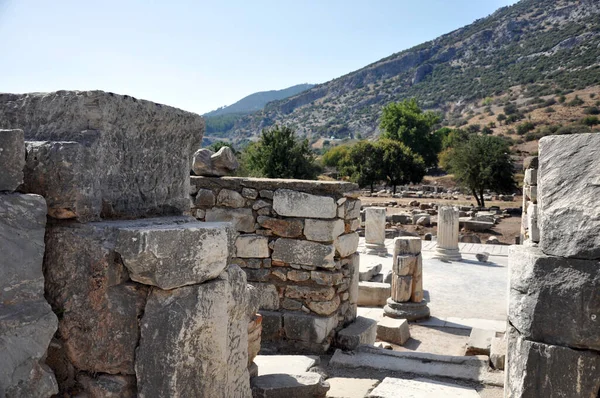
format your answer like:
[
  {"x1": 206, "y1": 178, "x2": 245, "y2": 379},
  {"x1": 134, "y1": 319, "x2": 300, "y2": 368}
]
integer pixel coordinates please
[
  {"x1": 190, "y1": 176, "x2": 361, "y2": 353},
  {"x1": 0, "y1": 92, "x2": 253, "y2": 397},
  {"x1": 520, "y1": 156, "x2": 539, "y2": 244},
  {"x1": 507, "y1": 133, "x2": 600, "y2": 397}
]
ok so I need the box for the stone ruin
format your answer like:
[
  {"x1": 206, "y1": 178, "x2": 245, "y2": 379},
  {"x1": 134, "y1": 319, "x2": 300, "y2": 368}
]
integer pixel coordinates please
[
  {"x1": 507, "y1": 133, "x2": 600, "y2": 397},
  {"x1": 188, "y1": 176, "x2": 362, "y2": 353},
  {"x1": 0, "y1": 91, "x2": 252, "y2": 396}
]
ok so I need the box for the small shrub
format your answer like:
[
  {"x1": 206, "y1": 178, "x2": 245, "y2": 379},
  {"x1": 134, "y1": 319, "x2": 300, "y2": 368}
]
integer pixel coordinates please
[
  {"x1": 545, "y1": 107, "x2": 556, "y2": 113},
  {"x1": 558, "y1": 95, "x2": 566, "y2": 103},
  {"x1": 582, "y1": 116, "x2": 600, "y2": 126},
  {"x1": 516, "y1": 122, "x2": 536, "y2": 135},
  {"x1": 583, "y1": 106, "x2": 600, "y2": 115},
  {"x1": 567, "y1": 95, "x2": 585, "y2": 107}
]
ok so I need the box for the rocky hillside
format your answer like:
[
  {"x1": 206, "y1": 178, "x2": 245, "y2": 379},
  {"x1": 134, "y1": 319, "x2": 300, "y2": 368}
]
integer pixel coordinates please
[{"x1": 224, "y1": 0, "x2": 600, "y2": 141}]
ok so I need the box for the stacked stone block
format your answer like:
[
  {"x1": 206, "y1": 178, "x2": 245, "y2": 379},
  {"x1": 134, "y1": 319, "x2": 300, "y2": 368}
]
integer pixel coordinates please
[
  {"x1": 507, "y1": 134, "x2": 600, "y2": 397},
  {"x1": 1, "y1": 91, "x2": 253, "y2": 397},
  {"x1": 0, "y1": 129, "x2": 59, "y2": 397},
  {"x1": 383, "y1": 237, "x2": 430, "y2": 321},
  {"x1": 190, "y1": 176, "x2": 361, "y2": 353},
  {"x1": 520, "y1": 156, "x2": 539, "y2": 244}
]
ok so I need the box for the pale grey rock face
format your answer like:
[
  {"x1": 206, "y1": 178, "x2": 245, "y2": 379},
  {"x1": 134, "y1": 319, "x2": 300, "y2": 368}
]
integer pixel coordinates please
[
  {"x1": 205, "y1": 207, "x2": 255, "y2": 232},
  {"x1": 195, "y1": 188, "x2": 216, "y2": 207},
  {"x1": 0, "y1": 193, "x2": 58, "y2": 398},
  {"x1": 216, "y1": 188, "x2": 245, "y2": 208},
  {"x1": 509, "y1": 246, "x2": 600, "y2": 350},
  {"x1": 506, "y1": 327, "x2": 600, "y2": 398},
  {"x1": 272, "y1": 238, "x2": 335, "y2": 268},
  {"x1": 0, "y1": 302, "x2": 59, "y2": 398},
  {"x1": 539, "y1": 133, "x2": 600, "y2": 259},
  {"x1": 0, "y1": 91, "x2": 203, "y2": 220},
  {"x1": 283, "y1": 312, "x2": 338, "y2": 343},
  {"x1": 136, "y1": 265, "x2": 250, "y2": 398},
  {"x1": 116, "y1": 221, "x2": 230, "y2": 289},
  {"x1": 334, "y1": 232, "x2": 359, "y2": 258},
  {"x1": 235, "y1": 234, "x2": 270, "y2": 258},
  {"x1": 304, "y1": 219, "x2": 344, "y2": 242},
  {"x1": 0, "y1": 194, "x2": 47, "y2": 302},
  {"x1": 273, "y1": 189, "x2": 336, "y2": 219},
  {"x1": 0, "y1": 129, "x2": 25, "y2": 191}
]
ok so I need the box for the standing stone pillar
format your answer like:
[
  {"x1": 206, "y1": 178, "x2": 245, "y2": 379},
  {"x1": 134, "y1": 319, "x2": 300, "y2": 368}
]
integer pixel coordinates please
[
  {"x1": 433, "y1": 206, "x2": 462, "y2": 261},
  {"x1": 384, "y1": 237, "x2": 430, "y2": 320},
  {"x1": 364, "y1": 207, "x2": 387, "y2": 256}
]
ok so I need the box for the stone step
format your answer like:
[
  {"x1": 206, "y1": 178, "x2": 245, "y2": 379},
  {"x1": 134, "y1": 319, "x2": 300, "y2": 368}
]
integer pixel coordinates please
[
  {"x1": 376, "y1": 317, "x2": 410, "y2": 346},
  {"x1": 254, "y1": 355, "x2": 319, "y2": 376},
  {"x1": 358, "y1": 282, "x2": 390, "y2": 307},
  {"x1": 367, "y1": 377, "x2": 479, "y2": 397},
  {"x1": 336, "y1": 316, "x2": 378, "y2": 350},
  {"x1": 326, "y1": 377, "x2": 379, "y2": 398},
  {"x1": 465, "y1": 328, "x2": 496, "y2": 356},
  {"x1": 251, "y1": 372, "x2": 329, "y2": 398},
  {"x1": 330, "y1": 345, "x2": 504, "y2": 387}
]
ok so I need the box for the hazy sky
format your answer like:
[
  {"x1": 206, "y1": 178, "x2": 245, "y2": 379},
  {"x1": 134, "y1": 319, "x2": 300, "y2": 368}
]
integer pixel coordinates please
[{"x1": 0, "y1": 0, "x2": 518, "y2": 114}]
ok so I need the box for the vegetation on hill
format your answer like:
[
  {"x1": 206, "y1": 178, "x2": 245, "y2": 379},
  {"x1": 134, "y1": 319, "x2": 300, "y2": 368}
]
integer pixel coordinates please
[{"x1": 215, "y1": 0, "x2": 600, "y2": 142}]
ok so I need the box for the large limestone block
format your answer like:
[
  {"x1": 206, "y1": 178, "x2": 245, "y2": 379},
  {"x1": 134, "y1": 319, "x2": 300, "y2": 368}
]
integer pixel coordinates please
[
  {"x1": 367, "y1": 377, "x2": 478, "y2": 398},
  {"x1": 257, "y1": 216, "x2": 304, "y2": 238},
  {"x1": 136, "y1": 265, "x2": 250, "y2": 398},
  {"x1": 0, "y1": 91, "x2": 203, "y2": 219},
  {"x1": 205, "y1": 207, "x2": 255, "y2": 232},
  {"x1": 365, "y1": 207, "x2": 386, "y2": 245},
  {"x1": 251, "y1": 372, "x2": 330, "y2": 398},
  {"x1": 115, "y1": 220, "x2": 229, "y2": 289},
  {"x1": 506, "y1": 328, "x2": 600, "y2": 398},
  {"x1": 357, "y1": 282, "x2": 390, "y2": 307},
  {"x1": 334, "y1": 232, "x2": 359, "y2": 258},
  {"x1": 283, "y1": 312, "x2": 338, "y2": 344},
  {"x1": 23, "y1": 140, "x2": 101, "y2": 221},
  {"x1": 235, "y1": 234, "x2": 270, "y2": 258},
  {"x1": 539, "y1": 133, "x2": 600, "y2": 259},
  {"x1": 272, "y1": 238, "x2": 335, "y2": 268},
  {"x1": 0, "y1": 193, "x2": 47, "y2": 303},
  {"x1": 248, "y1": 283, "x2": 280, "y2": 310},
  {"x1": 509, "y1": 246, "x2": 600, "y2": 350},
  {"x1": 0, "y1": 129, "x2": 25, "y2": 191},
  {"x1": 336, "y1": 316, "x2": 377, "y2": 350},
  {"x1": 192, "y1": 146, "x2": 239, "y2": 177},
  {"x1": 0, "y1": 301, "x2": 59, "y2": 398},
  {"x1": 376, "y1": 317, "x2": 411, "y2": 346},
  {"x1": 273, "y1": 189, "x2": 336, "y2": 219},
  {"x1": 304, "y1": 219, "x2": 344, "y2": 242}
]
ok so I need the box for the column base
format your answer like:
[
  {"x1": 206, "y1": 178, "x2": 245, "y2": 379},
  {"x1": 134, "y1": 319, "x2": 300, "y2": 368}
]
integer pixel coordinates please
[
  {"x1": 432, "y1": 247, "x2": 462, "y2": 262},
  {"x1": 383, "y1": 298, "x2": 430, "y2": 321},
  {"x1": 364, "y1": 243, "x2": 388, "y2": 256}
]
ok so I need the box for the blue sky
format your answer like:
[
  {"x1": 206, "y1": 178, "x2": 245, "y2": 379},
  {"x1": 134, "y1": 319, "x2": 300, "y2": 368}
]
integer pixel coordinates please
[{"x1": 0, "y1": 0, "x2": 518, "y2": 114}]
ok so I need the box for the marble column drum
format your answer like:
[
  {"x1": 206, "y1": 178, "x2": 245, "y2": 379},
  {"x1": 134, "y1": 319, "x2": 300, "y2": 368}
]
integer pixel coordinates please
[{"x1": 433, "y1": 206, "x2": 462, "y2": 261}]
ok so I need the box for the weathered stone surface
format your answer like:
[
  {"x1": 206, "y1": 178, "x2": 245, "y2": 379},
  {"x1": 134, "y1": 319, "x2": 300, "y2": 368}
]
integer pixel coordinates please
[
  {"x1": 365, "y1": 208, "x2": 386, "y2": 245},
  {"x1": 273, "y1": 189, "x2": 336, "y2": 219},
  {"x1": 394, "y1": 236, "x2": 421, "y2": 255},
  {"x1": 336, "y1": 316, "x2": 377, "y2": 350},
  {"x1": 44, "y1": 221, "x2": 156, "y2": 374},
  {"x1": 260, "y1": 310, "x2": 283, "y2": 339},
  {"x1": 0, "y1": 194, "x2": 47, "y2": 303},
  {"x1": 307, "y1": 295, "x2": 341, "y2": 316},
  {"x1": 194, "y1": 188, "x2": 216, "y2": 206},
  {"x1": 0, "y1": 129, "x2": 24, "y2": 191},
  {"x1": 236, "y1": 234, "x2": 270, "y2": 258},
  {"x1": 334, "y1": 232, "x2": 359, "y2": 258},
  {"x1": 251, "y1": 372, "x2": 329, "y2": 398},
  {"x1": 248, "y1": 315, "x2": 262, "y2": 367},
  {"x1": 77, "y1": 374, "x2": 136, "y2": 398},
  {"x1": 359, "y1": 263, "x2": 382, "y2": 282},
  {"x1": 367, "y1": 377, "x2": 478, "y2": 398},
  {"x1": 410, "y1": 257, "x2": 424, "y2": 303},
  {"x1": 384, "y1": 298, "x2": 430, "y2": 321},
  {"x1": 0, "y1": 301, "x2": 59, "y2": 398},
  {"x1": 506, "y1": 328, "x2": 600, "y2": 398},
  {"x1": 344, "y1": 199, "x2": 361, "y2": 220},
  {"x1": 357, "y1": 282, "x2": 390, "y2": 307},
  {"x1": 390, "y1": 275, "x2": 412, "y2": 302},
  {"x1": 490, "y1": 335, "x2": 506, "y2": 370},
  {"x1": 254, "y1": 355, "x2": 319, "y2": 376},
  {"x1": 192, "y1": 146, "x2": 239, "y2": 177},
  {"x1": 272, "y1": 238, "x2": 335, "y2": 268},
  {"x1": 304, "y1": 219, "x2": 344, "y2": 242},
  {"x1": 393, "y1": 255, "x2": 418, "y2": 276},
  {"x1": 524, "y1": 168, "x2": 537, "y2": 186},
  {"x1": 465, "y1": 328, "x2": 494, "y2": 356},
  {"x1": 310, "y1": 271, "x2": 343, "y2": 286},
  {"x1": 523, "y1": 156, "x2": 538, "y2": 170},
  {"x1": 539, "y1": 133, "x2": 600, "y2": 259},
  {"x1": 206, "y1": 207, "x2": 255, "y2": 232},
  {"x1": 509, "y1": 246, "x2": 600, "y2": 350},
  {"x1": 116, "y1": 220, "x2": 229, "y2": 289},
  {"x1": 287, "y1": 270, "x2": 311, "y2": 282},
  {"x1": 348, "y1": 253, "x2": 360, "y2": 306},
  {"x1": 23, "y1": 140, "x2": 101, "y2": 220},
  {"x1": 1, "y1": 91, "x2": 203, "y2": 219},
  {"x1": 136, "y1": 265, "x2": 250, "y2": 398},
  {"x1": 285, "y1": 286, "x2": 336, "y2": 301},
  {"x1": 376, "y1": 317, "x2": 410, "y2": 346},
  {"x1": 249, "y1": 283, "x2": 280, "y2": 310},
  {"x1": 217, "y1": 188, "x2": 246, "y2": 208},
  {"x1": 283, "y1": 312, "x2": 338, "y2": 343},
  {"x1": 257, "y1": 216, "x2": 304, "y2": 238}
]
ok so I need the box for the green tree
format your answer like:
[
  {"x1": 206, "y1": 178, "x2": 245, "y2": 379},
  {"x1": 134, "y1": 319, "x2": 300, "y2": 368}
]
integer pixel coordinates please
[
  {"x1": 446, "y1": 135, "x2": 516, "y2": 207},
  {"x1": 322, "y1": 145, "x2": 351, "y2": 169},
  {"x1": 377, "y1": 138, "x2": 426, "y2": 194},
  {"x1": 346, "y1": 141, "x2": 384, "y2": 192},
  {"x1": 379, "y1": 99, "x2": 441, "y2": 168},
  {"x1": 242, "y1": 126, "x2": 320, "y2": 179},
  {"x1": 208, "y1": 141, "x2": 236, "y2": 154}
]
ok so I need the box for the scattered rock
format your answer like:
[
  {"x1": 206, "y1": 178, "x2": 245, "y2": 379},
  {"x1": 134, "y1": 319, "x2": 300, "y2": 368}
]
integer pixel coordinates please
[{"x1": 192, "y1": 146, "x2": 239, "y2": 176}]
